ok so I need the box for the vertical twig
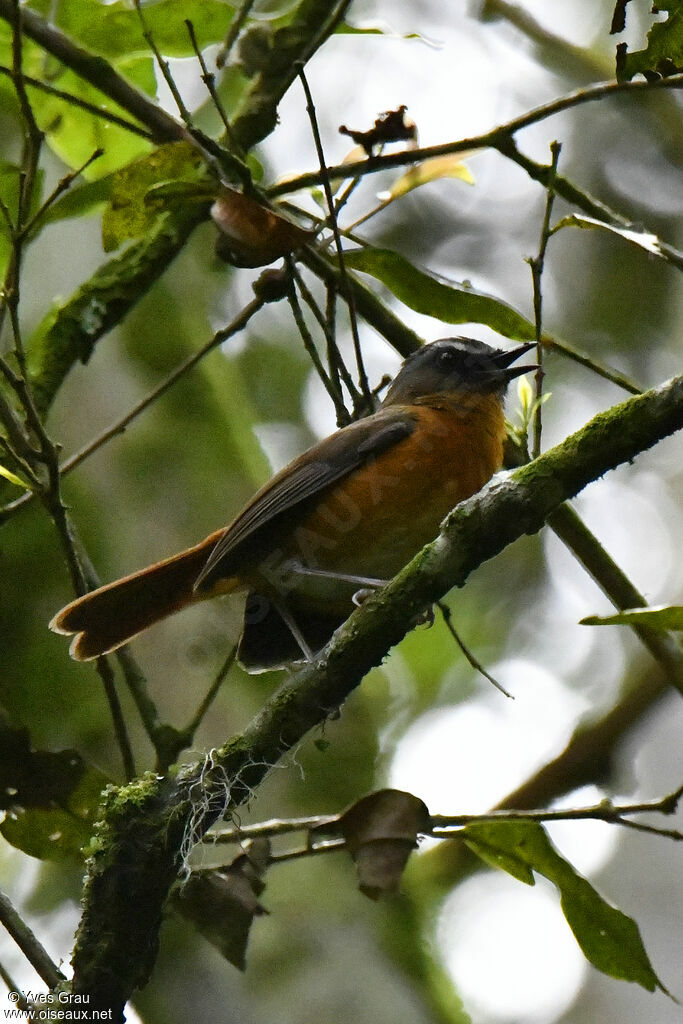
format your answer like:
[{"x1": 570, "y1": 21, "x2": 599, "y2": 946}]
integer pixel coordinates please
[
  {"x1": 285, "y1": 257, "x2": 351, "y2": 424},
  {"x1": 528, "y1": 140, "x2": 561, "y2": 459},
  {"x1": 1, "y1": 0, "x2": 43, "y2": 360},
  {"x1": 216, "y1": 0, "x2": 256, "y2": 68},
  {"x1": 96, "y1": 657, "x2": 136, "y2": 781},
  {"x1": 296, "y1": 65, "x2": 373, "y2": 412},
  {"x1": 288, "y1": 262, "x2": 353, "y2": 424},
  {"x1": 179, "y1": 648, "x2": 237, "y2": 746},
  {"x1": 133, "y1": 0, "x2": 191, "y2": 124},
  {"x1": 184, "y1": 19, "x2": 245, "y2": 160}
]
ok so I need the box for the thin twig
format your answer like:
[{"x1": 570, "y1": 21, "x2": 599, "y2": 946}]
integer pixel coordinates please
[
  {"x1": 268, "y1": 838, "x2": 346, "y2": 863},
  {"x1": 216, "y1": 0, "x2": 256, "y2": 68},
  {"x1": 95, "y1": 656, "x2": 136, "y2": 781},
  {"x1": 0, "y1": 961, "x2": 29, "y2": 1010},
  {"x1": 437, "y1": 600, "x2": 512, "y2": 698},
  {"x1": 0, "y1": 383, "x2": 41, "y2": 471},
  {"x1": 185, "y1": 20, "x2": 244, "y2": 158},
  {"x1": 609, "y1": 816, "x2": 682, "y2": 841},
  {"x1": 0, "y1": 65, "x2": 155, "y2": 139},
  {"x1": 269, "y1": 75, "x2": 683, "y2": 200},
  {"x1": 288, "y1": 262, "x2": 354, "y2": 423},
  {"x1": 285, "y1": 258, "x2": 349, "y2": 423},
  {"x1": 135, "y1": 7, "x2": 250, "y2": 188},
  {"x1": 0, "y1": 297, "x2": 267, "y2": 523},
  {"x1": 547, "y1": 336, "x2": 642, "y2": 395},
  {"x1": 214, "y1": 812, "x2": 338, "y2": 842},
  {"x1": 0, "y1": 889, "x2": 65, "y2": 990},
  {"x1": 528, "y1": 140, "x2": 561, "y2": 459},
  {"x1": 207, "y1": 787, "x2": 683, "y2": 870},
  {"x1": 324, "y1": 283, "x2": 344, "y2": 401},
  {"x1": 20, "y1": 148, "x2": 104, "y2": 241},
  {"x1": 430, "y1": 784, "x2": 683, "y2": 833},
  {"x1": 297, "y1": 65, "x2": 372, "y2": 411},
  {"x1": 1, "y1": 0, "x2": 43, "y2": 364},
  {"x1": 133, "y1": 0, "x2": 191, "y2": 124},
  {"x1": 180, "y1": 647, "x2": 237, "y2": 746},
  {"x1": 62, "y1": 296, "x2": 265, "y2": 474}
]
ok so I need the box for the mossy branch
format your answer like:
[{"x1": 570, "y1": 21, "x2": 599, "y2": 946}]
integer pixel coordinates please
[
  {"x1": 70, "y1": 373, "x2": 683, "y2": 1018},
  {"x1": 26, "y1": 207, "x2": 204, "y2": 418},
  {"x1": 4, "y1": 0, "x2": 351, "y2": 417}
]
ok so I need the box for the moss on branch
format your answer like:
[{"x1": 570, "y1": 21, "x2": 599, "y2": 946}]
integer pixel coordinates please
[
  {"x1": 7, "y1": 0, "x2": 353, "y2": 417},
  {"x1": 70, "y1": 373, "x2": 682, "y2": 1018}
]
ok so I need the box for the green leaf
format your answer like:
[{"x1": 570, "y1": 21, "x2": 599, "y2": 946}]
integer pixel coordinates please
[
  {"x1": 339, "y1": 20, "x2": 442, "y2": 48},
  {"x1": 30, "y1": 0, "x2": 238, "y2": 61},
  {"x1": 554, "y1": 214, "x2": 670, "y2": 262},
  {"x1": 463, "y1": 823, "x2": 535, "y2": 885},
  {"x1": 0, "y1": 713, "x2": 109, "y2": 862},
  {"x1": 464, "y1": 821, "x2": 665, "y2": 992},
  {"x1": 34, "y1": 58, "x2": 155, "y2": 179},
  {"x1": 42, "y1": 176, "x2": 115, "y2": 226},
  {"x1": 342, "y1": 247, "x2": 536, "y2": 341},
  {"x1": 580, "y1": 605, "x2": 683, "y2": 630},
  {"x1": 617, "y1": 0, "x2": 683, "y2": 81},
  {"x1": 102, "y1": 141, "x2": 208, "y2": 252},
  {"x1": 1, "y1": 768, "x2": 108, "y2": 862}
]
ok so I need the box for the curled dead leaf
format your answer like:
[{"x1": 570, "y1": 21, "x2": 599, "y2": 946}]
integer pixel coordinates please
[
  {"x1": 176, "y1": 838, "x2": 271, "y2": 970},
  {"x1": 317, "y1": 788, "x2": 431, "y2": 899}
]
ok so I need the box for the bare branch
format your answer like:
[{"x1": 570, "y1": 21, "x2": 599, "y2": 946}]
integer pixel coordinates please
[{"x1": 0, "y1": 889, "x2": 65, "y2": 991}]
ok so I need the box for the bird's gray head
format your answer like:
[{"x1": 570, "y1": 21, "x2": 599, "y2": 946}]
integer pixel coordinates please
[{"x1": 382, "y1": 337, "x2": 537, "y2": 405}]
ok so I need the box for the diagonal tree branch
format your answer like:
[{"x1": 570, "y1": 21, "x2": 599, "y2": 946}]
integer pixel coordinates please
[
  {"x1": 4, "y1": 0, "x2": 354, "y2": 419},
  {"x1": 0, "y1": 0, "x2": 185, "y2": 142},
  {"x1": 69, "y1": 372, "x2": 682, "y2": 1018},
  {"x1": 0, "y1": 889, "x2": 65, "y2": 991}
]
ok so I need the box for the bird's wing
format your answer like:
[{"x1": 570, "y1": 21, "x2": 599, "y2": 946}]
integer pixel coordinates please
[{"x1": 195, "y1": 409, "x2": 416, "y2": 589}]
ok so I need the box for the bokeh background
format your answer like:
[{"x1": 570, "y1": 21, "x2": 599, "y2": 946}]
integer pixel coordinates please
[{"x1": 1, "y1": 1, "x2": 681, "y2": 1022}]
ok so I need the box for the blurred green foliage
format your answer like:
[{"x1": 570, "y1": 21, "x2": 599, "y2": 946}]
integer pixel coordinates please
[{"x1": 0, "y1": 1, "x2": 681, "y2": 1023}]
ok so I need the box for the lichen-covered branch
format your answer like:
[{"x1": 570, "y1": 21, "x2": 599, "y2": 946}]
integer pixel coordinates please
[
  {"x1": 230, "y1": 0, "x2": 353, "y2": 151},
  {"x1": 25, "y1": 207, "x2": 204, "y2": 417},
  {"x1": 8, "y1": 0, "x2": 352, "y2": 417},
  {"x1": 70, "y1": 373, "x2": 683, "y2": 1018}
]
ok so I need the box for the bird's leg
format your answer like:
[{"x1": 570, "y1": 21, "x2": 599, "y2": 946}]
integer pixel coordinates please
[
  {"x1": 286, "y1": 561, "x2": 390, "y2": 589},
  {"x1": 270, "y1": 597, "x2": 316, "y2": 662}
]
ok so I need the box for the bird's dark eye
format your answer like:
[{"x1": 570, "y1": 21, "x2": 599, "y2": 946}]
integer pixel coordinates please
[{"x1": 437, "y1": 348, "x2": 458, "y2": 368}]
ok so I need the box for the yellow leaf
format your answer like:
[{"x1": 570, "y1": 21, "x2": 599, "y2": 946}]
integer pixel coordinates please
[
  {"x1": 379, "y1": 152, "x2": 475, "y2": 203},
  {"x1": 517, "y1": 373, "x2": 533, "y2": 418},
  {"x1": 0, "y1": 463, "x2": 29, "y2": 489}
]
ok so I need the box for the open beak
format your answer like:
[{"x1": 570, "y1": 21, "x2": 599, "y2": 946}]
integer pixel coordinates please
[{"x1": 493, "y1": 341, "x2": 539, "y2": 381}]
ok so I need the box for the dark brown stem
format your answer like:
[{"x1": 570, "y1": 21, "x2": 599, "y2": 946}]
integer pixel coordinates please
[{"x1": 529, "y1": 140, "x2": 561, "y2": 458}]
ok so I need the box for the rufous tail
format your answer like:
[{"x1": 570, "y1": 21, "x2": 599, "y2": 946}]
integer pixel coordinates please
[{"x1": 49, "y1": 530, "x2": 233, "y2": 661}]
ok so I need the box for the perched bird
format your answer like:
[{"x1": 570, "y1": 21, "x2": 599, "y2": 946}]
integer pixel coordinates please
[{"x1": 50, "y1": 337, "x2": 535, "y2": 670}]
